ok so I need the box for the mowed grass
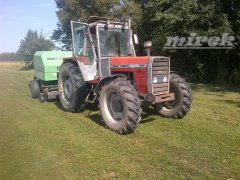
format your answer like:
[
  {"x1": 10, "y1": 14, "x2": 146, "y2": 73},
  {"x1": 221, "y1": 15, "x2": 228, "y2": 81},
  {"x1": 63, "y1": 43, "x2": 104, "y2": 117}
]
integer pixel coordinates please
[{"x1": 0, "y1": 67, "x2": 239, "y2": 179}]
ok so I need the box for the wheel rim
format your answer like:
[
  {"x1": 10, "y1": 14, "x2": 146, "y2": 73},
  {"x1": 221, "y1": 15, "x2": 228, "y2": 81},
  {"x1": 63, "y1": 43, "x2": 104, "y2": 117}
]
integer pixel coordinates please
[
  {"x1": 61, "y1": 75, "x2": 73, "y2": 105},
  {"x1": 105, "y1": 89, "x2": 124, "y2": 123},
  {"x1": 162, "y1": 85, "x2": 179, "y2": 111}
]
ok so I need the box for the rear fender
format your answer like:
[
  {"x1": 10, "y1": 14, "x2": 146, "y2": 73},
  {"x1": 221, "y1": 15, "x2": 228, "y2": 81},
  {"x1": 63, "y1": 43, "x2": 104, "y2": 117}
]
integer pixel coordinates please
[
  {"x1": 58, "y1": 58, "x2": 78, "y2": 79},
  {"x1": 62, "y1": 58, "x2": 78, "y2": 66},
  {"x1": 94, "y1": 74, "x2": 126, "y2": 95}
]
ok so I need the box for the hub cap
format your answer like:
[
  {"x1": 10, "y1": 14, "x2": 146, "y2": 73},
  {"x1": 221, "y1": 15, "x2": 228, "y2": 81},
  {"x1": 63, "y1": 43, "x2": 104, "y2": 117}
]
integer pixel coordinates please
[
  {"x1": 64, "y1": 79, "x2": 73, "y2": 99},
  {"x1": 105, "y1": 90, "x2": 124, "y2": 122},
  {"x1": 62, "y1": 76, "x2": 73, "y2": 105}
]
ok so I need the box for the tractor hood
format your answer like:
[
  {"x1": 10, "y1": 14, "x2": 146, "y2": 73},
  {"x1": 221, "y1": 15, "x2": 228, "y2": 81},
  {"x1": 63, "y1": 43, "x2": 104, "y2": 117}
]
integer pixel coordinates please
[
  {"x1": 110, "y1": 56, "x2": 149, "y2": 68},
  {"x1": 109, "y1": 56, "x2": 149, "y2": 94}
]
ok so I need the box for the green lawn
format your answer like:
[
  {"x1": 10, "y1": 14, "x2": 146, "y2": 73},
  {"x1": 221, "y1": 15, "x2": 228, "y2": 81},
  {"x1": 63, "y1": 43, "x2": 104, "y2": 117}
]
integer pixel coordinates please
[{"x1": 0, "y1": 67, "x2": 240, "y2": 179}]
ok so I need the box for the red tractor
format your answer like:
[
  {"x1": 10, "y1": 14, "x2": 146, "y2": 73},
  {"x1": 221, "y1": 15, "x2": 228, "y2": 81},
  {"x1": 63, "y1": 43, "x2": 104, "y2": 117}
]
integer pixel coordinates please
[{"x1": 58, "y1": 16, "x2": 192, "y2": 134}]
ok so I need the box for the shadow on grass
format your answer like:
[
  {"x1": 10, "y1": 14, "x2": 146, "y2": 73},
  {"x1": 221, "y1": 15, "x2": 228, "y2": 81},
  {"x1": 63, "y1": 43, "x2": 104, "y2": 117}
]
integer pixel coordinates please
[
  {"x1": 54, "y1": 100, "x2": 65, "y2": 111},
  {"x1": 140, "y1": 115, "x2": 156, "y2": 124},
  {"x1": 86, "y1": 105, "x2": 157, "y2": 127},
  {"x1": 52, "y1": 97, "x2": 161, "y2": 127},
  {"x1": 85, "y1": 103, "x2": 99, "y2": 112},
  {"x1": 17, "y1": 62, "x2": 34, "y2": 71},
  {"x1": 18, "y1": 66, "x2": 33, "y2": 71},
  {"x1": 140, "y1": 106, "x2": 156, "y2": 124},
  {"x1": 217, "y1": 99, "x2": 240, "y2": 108},
  {"x1": 53, "y1": 100, "x2": 100, "y2": 112},
  {"x1": 87, "y1": 114, "x2": 105, "y2": 127},
  {"x1": 87, "y1": 113, "x2": 157, "y2": 128},
  {"x1": 52, "y1": 99, "x2": 106, "y2": 127},
  {"x1": 191, "y1": 83, "x2": 240, "y2": 93}
]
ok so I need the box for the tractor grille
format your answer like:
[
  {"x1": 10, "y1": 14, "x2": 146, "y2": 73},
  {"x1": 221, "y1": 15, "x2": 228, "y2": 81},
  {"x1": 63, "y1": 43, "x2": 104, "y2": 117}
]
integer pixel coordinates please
[
  {"x1": 151, "y1": 57, "x2": 170, "y2": 95},
  {"x1": 100, "y1": 58, "x2": 111, "y2": 78}
]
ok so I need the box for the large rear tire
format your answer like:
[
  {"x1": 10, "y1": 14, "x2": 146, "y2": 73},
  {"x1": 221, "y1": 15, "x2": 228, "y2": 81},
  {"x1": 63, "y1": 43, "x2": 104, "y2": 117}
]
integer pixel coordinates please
[
  {"x1": 29, "y1": 80, "x2": 40, "y2": 99},
  {"x1": 58, "y1": 62, "x2": 89, "y2": 112},
  {"x1": 155, "y1": 73, "x2": 192, "y2": 119},
  {"x1": 99, "y1": 77, "x2": 142, "y2": 134}
]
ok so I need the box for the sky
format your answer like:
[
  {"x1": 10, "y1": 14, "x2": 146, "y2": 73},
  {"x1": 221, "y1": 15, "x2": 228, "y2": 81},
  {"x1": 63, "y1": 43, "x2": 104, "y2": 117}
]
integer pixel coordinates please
[{"x1": 0, "y1": 0, "x2": 58, "y2": 53}]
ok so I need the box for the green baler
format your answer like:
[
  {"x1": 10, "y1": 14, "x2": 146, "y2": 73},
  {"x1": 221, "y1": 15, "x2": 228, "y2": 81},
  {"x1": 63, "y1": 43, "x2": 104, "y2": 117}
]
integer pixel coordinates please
[{"x1": 29, "y1": 51, "x2": 72, "y2": 101}]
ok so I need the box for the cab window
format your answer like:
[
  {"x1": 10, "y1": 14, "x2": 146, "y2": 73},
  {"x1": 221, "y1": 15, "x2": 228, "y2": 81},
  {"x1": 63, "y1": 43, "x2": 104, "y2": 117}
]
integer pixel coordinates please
[{"x1": 72, "y1": 22, "x2": 95, "y2": 65}]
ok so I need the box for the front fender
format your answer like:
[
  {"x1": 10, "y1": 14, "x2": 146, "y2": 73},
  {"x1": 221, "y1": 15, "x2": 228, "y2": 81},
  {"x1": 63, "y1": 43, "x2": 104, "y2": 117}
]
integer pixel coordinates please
[{"x1": 94, "y1": 74, "x2": 126, "y2": 95}]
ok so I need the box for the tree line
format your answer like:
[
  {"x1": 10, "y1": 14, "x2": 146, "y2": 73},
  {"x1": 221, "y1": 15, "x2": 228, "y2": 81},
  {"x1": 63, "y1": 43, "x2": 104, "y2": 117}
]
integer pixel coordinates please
[
  {"x1": 15, "y1": 0, "x2": 239, "y2": 84},
  {"x1": 52, "y1": 0, "x2": 240, "y2": 84},
  {"x1": 0, "y1": 52, "x2": 17, "y2": 61},
  {"x1": 17, "y1": 29, "x2": 55, "y2": 65},
  {"x1": 2, "y1": 29, "x2": 54, "y2": 65}
]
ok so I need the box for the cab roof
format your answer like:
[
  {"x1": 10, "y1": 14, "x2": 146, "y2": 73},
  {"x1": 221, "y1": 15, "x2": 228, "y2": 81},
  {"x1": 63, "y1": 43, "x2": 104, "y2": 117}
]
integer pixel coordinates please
[
  {"x1": 86, "y1": 16, "x2": 126, "y2": 27},
  {"x1": 87, "y1": 16, "x2": 108, "y2": 24}
]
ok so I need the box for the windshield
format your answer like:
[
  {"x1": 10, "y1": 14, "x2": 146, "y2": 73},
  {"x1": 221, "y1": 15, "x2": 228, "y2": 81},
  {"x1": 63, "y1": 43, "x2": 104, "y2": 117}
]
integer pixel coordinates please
[{"x1": 98, "y1": 27, "x2": 133, "y2": 57}]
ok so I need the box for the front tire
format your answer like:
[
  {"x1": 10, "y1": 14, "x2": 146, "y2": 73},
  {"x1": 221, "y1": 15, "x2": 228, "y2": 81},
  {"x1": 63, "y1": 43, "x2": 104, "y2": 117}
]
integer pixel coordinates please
[
  {"x1": 99, "y1": 77, "x2": 142, "y2": 134},
  {"x1": 155, "y1": 73, "x2": 192, "y2": 119},
  {"x1": 58, "y1": 62, "x2": 89, "y2": 112}
]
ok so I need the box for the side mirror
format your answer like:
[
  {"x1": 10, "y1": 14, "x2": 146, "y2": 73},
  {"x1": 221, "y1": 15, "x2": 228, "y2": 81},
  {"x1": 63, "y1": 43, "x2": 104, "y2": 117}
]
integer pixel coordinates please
[{"x1": 134, "y1": 34, "x2": 139, "y2": 44}]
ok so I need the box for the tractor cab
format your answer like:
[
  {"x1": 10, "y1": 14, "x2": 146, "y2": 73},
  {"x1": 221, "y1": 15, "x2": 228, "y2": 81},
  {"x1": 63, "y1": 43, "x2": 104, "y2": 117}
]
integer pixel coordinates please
[
  {"x1": 71, "y1": 16, "x2": 135, "y2": 59},
  {"x1": 71, "y1": 16, "x2": 135, "y2": 81}
]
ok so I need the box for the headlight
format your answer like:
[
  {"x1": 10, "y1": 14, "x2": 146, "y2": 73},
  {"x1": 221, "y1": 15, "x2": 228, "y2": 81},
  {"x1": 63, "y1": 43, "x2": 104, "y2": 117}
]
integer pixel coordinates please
[
  {"x1": 153, "y1": 75, "x2": 168, "y2": 83},
  {"x1": 153, "y1": 77, "x2": 158, "y2": 83},
  {"x1": 163, "y1": 76, "x2": 168, "y2": 82}
]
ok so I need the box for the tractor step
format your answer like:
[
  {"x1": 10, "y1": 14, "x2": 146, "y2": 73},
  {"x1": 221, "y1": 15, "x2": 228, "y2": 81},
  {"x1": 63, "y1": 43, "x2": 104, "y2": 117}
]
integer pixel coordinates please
[{"x1": 85, "y1": 90, "x2": 97, "y2": 104}]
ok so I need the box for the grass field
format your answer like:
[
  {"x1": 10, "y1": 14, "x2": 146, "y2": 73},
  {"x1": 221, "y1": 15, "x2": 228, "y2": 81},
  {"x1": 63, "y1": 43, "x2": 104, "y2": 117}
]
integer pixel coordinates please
[
  {"x1": 0, "y1": 66, "x2": 239, "y2": 179},
  {"x1": 0, "y1": 61, "x2": 23, "y2": 68}
]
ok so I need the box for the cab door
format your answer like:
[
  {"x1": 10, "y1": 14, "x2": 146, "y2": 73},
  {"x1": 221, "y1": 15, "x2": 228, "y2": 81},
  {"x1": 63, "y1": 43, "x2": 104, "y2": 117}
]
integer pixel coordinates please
[{"x1": 71, "y1": 21, "x2": 97, "y2": 81}]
